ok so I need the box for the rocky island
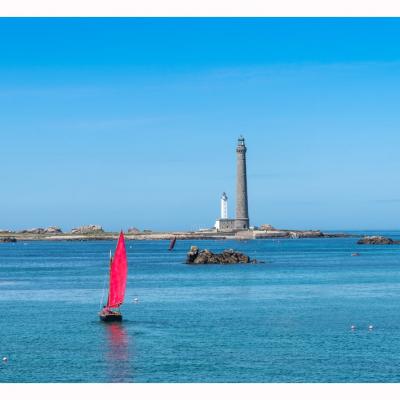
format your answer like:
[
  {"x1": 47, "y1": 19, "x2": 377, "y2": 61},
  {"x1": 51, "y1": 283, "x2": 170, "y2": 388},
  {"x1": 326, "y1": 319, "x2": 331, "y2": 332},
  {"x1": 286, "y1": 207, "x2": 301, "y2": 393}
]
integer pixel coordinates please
[
  {"x1": 357, "y1": 236, "x2": 400, "y2": 245},
  {"x1": 186, "y1": 246, "x2": 261, "y2": 264}
]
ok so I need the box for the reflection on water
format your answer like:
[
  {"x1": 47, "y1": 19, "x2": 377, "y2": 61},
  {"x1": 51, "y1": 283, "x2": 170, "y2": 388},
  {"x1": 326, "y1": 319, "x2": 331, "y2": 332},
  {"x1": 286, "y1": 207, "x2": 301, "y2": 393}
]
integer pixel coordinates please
[{"x1": 103, "y1": 322, "x2": 133, "y2": 382}]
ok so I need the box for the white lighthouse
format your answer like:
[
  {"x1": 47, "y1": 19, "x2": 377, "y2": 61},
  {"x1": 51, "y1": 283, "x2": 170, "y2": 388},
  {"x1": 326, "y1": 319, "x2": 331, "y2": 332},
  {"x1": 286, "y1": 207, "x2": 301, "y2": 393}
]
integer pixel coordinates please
[
  {"x1": 214, "y1": 192, "x2": 235, "y2": 231},
  {"x1": 220, "y1": 192, "x2": 228, "y2": 219}
]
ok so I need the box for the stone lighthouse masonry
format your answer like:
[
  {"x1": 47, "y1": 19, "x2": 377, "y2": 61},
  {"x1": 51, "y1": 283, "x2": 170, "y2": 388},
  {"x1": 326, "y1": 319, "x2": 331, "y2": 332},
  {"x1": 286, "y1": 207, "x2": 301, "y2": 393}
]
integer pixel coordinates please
[{"x1": 235, "y1": 135, "x2": 250, "y2": 229}]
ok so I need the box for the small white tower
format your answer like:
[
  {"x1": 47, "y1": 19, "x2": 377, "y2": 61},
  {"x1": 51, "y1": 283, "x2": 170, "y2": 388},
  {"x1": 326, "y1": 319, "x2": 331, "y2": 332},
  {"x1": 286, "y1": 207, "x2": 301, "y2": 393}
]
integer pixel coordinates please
[
  {"x1": 221, "y1": 192, "x2": 228, "y2": 219},
  {"x1": 215, "y1": 192, "x2": 234, "y2": 231}
]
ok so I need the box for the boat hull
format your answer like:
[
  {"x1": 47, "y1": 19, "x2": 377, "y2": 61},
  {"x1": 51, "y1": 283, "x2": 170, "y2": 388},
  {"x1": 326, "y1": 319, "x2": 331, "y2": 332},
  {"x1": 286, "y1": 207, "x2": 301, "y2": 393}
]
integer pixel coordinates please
[{"x1": 99, "y1": 311, "x2": 122, "y2": 322}]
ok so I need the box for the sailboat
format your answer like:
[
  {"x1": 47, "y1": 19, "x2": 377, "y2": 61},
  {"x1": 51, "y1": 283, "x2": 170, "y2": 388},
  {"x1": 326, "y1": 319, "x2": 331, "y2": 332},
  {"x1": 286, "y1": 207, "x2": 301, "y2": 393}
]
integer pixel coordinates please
[
  {"x1": 168, "y1": 236, "x2": 177, "y2": 251},
  {"x1": 99, "y1": 231, "x2": 128, "y2": 322}
]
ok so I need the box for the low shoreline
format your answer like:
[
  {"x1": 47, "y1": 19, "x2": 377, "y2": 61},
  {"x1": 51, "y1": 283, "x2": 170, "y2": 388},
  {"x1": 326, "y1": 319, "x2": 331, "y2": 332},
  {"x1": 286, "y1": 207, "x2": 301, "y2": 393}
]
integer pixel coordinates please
[{"x1": 0, "y1": 229, "x2": 359, "y2": 242}]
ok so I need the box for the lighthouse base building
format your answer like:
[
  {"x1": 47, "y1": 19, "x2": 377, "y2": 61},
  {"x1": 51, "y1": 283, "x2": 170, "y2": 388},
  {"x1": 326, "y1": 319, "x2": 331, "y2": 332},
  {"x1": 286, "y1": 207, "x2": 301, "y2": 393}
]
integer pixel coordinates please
[{"x1": 214, "y1": 218, "x2": 236, "y2": 231}]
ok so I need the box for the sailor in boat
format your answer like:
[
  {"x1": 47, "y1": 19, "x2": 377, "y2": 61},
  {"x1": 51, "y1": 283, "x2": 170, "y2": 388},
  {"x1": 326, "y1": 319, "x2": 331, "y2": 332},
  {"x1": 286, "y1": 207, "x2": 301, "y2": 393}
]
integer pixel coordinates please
[{"x1": 99, "y1": 231, "x2": 128, "y2": 322}]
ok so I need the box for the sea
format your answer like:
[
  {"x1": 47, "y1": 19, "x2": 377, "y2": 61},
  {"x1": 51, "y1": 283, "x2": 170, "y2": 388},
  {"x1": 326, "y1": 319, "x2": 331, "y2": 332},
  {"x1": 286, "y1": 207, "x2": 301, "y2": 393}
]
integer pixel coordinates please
[{"x1": 1, "y1": 232, "x2": 400, "y2": 383}]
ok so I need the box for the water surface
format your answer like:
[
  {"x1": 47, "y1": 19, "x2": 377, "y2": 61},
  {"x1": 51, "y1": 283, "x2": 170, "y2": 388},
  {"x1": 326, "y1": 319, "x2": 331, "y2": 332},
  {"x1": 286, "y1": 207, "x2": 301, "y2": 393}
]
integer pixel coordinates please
[{"x1": 1, "y1": 233, "x2": 400, "y2": 382}]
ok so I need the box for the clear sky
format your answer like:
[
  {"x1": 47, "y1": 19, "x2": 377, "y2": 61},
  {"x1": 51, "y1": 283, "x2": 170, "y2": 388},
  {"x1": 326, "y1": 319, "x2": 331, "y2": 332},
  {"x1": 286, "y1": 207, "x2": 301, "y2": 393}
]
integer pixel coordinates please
[{"x1": 1, "y1": 18, "x2": 400, "y2": 231}]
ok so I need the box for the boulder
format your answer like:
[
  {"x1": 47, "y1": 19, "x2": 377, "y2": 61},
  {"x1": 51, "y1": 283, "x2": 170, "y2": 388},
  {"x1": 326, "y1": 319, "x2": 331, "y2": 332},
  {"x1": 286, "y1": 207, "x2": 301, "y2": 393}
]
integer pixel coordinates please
[
  {"x1": 128, "y1": 227, "x2": 141, "y2": 234},
  {"x1": 186, "y1": 246, "x2": 260, "y2": 264},
  {"x1": 70, "y1": 225, "x2": 104, "y2": 234},
  {"x1": 357, "y1": 236, "x2": 400, "y2": 245},
  {"x1": 186, "y1": 246, "x2": 200, "y2": 263}
]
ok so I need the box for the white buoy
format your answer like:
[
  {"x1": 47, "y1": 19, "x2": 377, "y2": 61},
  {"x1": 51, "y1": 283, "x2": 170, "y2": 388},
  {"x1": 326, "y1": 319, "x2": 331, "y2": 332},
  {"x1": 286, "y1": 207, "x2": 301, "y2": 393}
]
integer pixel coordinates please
[
  {"x1": 369, "y1": 325, "x2": 374, "y2": 330},
  {"x1": 2, "y1": 356, "x2": 8, "y2": 363},
  {"x1": 133, "y1": 297, "x2": 139, "y2": 303},
  {"x1": 351, "y1": 325, "x2": 356, "y2": 330}
]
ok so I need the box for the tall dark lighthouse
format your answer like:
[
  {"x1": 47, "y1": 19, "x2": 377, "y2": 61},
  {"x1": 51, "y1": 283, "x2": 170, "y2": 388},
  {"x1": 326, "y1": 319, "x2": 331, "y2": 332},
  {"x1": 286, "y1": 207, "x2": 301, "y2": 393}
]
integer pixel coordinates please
[{"x1": 235, "y1": 135, "x2": 250, "y2": 229}]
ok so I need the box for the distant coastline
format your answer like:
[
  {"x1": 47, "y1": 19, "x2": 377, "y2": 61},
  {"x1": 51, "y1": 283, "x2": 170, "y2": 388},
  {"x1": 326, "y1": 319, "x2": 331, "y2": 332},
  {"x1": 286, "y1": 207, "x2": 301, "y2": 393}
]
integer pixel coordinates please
[{"x1": 0, "y1": 224, "x2": 359, "y2": 242}]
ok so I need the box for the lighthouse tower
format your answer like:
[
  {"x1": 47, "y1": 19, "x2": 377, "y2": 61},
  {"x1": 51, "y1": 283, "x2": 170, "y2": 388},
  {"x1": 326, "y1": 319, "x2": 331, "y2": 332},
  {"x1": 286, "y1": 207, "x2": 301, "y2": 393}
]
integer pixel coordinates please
[
  {"x1": 220, "y1": 192, "x2": 228, "y2": 219},
  {"x1": 213, "y1": 136, "x2": 250, "y2": 232},
  {"x1": 235, "y1": 135, "x2": 250, "y2": 229}
]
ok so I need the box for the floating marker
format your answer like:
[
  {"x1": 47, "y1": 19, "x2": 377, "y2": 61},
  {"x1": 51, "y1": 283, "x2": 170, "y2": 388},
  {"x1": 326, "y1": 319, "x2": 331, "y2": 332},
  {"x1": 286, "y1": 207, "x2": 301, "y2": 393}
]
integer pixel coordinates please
[
  {"x1": 2, "y1": 357, "x2": 8, "y2": 363},
  {"x1": 369, "y1": 325, "x2": 374, "y2": 330},
  {"x1": 351, "y1": 325, "x2": 356, "y2": 330}
]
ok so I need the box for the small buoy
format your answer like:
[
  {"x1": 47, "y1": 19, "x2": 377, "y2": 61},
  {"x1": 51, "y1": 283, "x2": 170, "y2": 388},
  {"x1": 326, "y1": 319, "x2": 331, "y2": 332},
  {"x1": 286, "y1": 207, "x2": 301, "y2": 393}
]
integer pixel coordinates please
[
  {"x1": 133, "y1": 297, "x2": 139, "y2": 303},
  {"x1": 351, "y1": 325, "x2": 356, "y2": 330},
  {"x1": 369, "y1": 325, "x2": 374, "y2": 330},
  {"x1": 2, "y1": 356, "x2": 8, "y2": 363}
]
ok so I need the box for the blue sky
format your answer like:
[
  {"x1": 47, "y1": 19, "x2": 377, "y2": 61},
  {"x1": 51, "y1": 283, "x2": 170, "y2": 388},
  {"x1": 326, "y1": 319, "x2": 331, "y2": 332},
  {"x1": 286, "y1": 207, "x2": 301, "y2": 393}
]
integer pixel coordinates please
[{"x1": 1, "y1": 18, "x2": 400, "y2": 231}]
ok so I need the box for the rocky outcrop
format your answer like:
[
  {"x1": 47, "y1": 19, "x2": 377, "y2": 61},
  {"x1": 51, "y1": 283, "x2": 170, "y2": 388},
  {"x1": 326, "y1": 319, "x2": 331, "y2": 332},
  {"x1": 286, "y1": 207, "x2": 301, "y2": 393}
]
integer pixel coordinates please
[
  {"x1": 17, "y1": 227, "x2": 62, "y2": 234},
  {"x1": 291, "y1": 230, "x2": 324, "y2": 238},
  {"x1": 186, "y1": 246, "x2": 260, "y2": 264},
  {"x1": 70, "y1": 225, "x2": 104, "y2": 234},
  {"x1": 128, "y1": 227, "x2": 141, "y2": 234},
  {"x1": 357, "y1": 236, "x2": 400, "y2": 245},
  {"x1": 0, "y1": 237, "x2": 17, "y2": 243},
  {"x1": 44, "y1": 226, "x2": 62, "y2": 234},
  {"x1": 18, "y1": 228, "x2": 45, "y2": 234}
]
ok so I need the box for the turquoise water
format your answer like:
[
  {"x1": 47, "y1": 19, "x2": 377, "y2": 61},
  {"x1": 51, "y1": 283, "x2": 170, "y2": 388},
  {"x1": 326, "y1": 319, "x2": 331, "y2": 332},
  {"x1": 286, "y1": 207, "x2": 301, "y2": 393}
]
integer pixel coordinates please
[{"x1": 1, "y1": 233, "x2": 400, "y2": 382}]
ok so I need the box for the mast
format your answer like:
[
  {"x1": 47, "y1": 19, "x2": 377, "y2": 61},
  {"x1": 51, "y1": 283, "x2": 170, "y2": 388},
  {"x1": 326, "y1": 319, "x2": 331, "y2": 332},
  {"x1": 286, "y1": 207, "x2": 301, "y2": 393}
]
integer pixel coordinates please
[
  {"x1": 100, "y1": 250, "x2": 112, "y2": 311},
  {"x1": 105, "y1": 250, "x2": 113, "y2": 309}
]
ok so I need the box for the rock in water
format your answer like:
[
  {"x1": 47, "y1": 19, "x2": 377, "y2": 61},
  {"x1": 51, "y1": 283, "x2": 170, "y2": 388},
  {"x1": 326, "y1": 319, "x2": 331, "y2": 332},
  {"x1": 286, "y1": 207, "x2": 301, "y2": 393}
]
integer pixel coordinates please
[
  {"x1": 357, "y1": 236, "x2": 400, "y2": 245},
  {"x1": 0, "y1": 237, "x2": 17, "y2": 243},
  {"x1": 186, "y1": 247, "x2": 259, "y2": 264}
]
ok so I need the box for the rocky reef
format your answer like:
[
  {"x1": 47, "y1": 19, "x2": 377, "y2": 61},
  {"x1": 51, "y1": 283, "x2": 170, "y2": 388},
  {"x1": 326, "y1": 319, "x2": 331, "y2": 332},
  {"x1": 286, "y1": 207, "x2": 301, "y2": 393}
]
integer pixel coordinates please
[
  {"x1": 186, "y1": 246, "x2": 260, "y2": 264},
  {"x1": 357, "y1": 236, "x2": 400, "y2": 245}
]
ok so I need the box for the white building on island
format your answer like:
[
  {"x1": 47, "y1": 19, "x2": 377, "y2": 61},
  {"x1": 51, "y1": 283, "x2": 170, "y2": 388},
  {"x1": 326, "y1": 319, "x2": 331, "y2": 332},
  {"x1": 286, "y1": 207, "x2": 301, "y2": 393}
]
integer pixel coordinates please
[{"x1": 214, "y1": 192, "x2": 236, "y2": 231}]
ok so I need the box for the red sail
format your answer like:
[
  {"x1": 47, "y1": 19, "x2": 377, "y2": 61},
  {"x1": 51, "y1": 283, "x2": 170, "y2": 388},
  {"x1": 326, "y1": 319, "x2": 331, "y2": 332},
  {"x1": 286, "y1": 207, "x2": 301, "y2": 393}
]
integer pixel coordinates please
[{"x1": 107, "y1": 231, "x2": 128, "y2": 309}]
